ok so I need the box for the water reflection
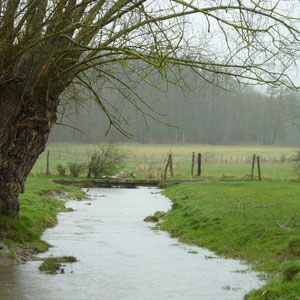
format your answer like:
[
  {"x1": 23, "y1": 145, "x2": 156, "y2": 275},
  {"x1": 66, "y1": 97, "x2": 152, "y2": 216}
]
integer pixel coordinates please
[{"x1": 0, "y1": 188, "x2": 263, "y2": 300}]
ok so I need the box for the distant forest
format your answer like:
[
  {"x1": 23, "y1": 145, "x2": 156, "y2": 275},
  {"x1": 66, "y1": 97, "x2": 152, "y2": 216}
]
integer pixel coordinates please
[{"x1": 49, "y1": 69, "x2": 300, "y2": 146}]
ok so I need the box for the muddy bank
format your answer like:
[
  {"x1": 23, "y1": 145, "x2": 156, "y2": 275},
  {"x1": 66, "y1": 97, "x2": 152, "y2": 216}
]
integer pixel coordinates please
[{"x1": 0, "y1": 241, "x2": 36, "y2": 266}]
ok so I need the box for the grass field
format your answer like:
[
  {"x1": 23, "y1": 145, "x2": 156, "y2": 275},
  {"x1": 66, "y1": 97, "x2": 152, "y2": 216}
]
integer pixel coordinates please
[
  {"x1": 161, "y1": 181, "x2": 300, "y2": 299},
  {"x1": 32, "y1": 143, "x2": 299, "y2": 180}
]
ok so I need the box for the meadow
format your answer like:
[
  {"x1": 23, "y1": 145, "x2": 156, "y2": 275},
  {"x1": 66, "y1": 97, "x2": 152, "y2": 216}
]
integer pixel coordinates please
[{"x1": 32, "y1": 143, "x2": 299, "y2": 180}]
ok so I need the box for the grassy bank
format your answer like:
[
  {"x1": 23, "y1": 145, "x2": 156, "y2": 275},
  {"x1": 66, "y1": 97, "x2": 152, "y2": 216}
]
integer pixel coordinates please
[
  {"x1": 0, "y1": 176, "x2": 84, "y2": 262},
  {"x1": 160, "y1": 181, "x2": 300, "y2": 299}
]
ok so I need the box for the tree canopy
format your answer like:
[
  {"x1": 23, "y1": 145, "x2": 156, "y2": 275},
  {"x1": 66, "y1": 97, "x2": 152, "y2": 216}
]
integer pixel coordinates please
[{"x1": 1, "y1": 1, "x2": 299, "y2": 93}]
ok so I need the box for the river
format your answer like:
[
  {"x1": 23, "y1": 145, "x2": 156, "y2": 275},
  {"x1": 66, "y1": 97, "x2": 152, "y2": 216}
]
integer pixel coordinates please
[{"x1": 0, "y1": 187, "x2": 263, "y2": 300}]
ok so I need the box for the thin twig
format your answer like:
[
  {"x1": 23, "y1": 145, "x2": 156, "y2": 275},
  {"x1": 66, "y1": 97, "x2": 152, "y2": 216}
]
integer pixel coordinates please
[{"x1": 276, "y1": 221, "x2": 293, "y2": 231}]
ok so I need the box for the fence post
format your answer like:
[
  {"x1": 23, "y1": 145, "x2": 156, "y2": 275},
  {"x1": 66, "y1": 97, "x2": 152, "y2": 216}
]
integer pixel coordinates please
[
  {"x1": 197, "y1": 153, "x2": 202, "y2": 176},
  {"x1": 257, "y1": 156, "x2": 262, "y2": 181},
  {"x1": 46, "y1": 150, "x2": 50, "y2": 176},
  {"x1": 251, "y1": 154, "x2": 256, "y2": 179},
  {"x1": 191, "y1": 152, "x2": 195, "y2": 178},
  {"x1": 163, "y1": 154, "x2": 171, "y2": 180},
  {"x1": 169, "y1": 153, "x2": 174, "y2": 177}
]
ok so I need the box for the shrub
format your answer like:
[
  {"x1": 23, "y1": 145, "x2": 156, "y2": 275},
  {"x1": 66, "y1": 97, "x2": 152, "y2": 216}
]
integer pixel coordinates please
[
  {"x1": 87, "y1": 144, "x2": 127, "y2": 178},
  {"x1": 56, "y1": 164, "x2": 66, "y2": 176},
  {"x1": 68, "y1": 162, "x2": 86, "y2": 177}
]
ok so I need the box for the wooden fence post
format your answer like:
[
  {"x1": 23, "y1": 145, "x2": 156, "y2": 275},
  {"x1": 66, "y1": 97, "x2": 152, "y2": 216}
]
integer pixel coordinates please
[
  {"x1": 257, "y1": 156, "x2": 262, "y2": 181},
  {"x1": 251, "y1": 154, "x2": 256, "y2": 179},
  {"x1": 169, "y1": 153, "x2": 174, "y2": 177},
  {"x1": 191, "y1": 152, "x2": 195, "y2": 178},
  {"x1": 197, "y1": 153, "x2": 202, "y2": 176},
  {"x1": 46, "y1": 150, "x2": 50, "y2": 176},
  {"x1": 163, "y1": 154, "x2": 171, "y2": 180}
]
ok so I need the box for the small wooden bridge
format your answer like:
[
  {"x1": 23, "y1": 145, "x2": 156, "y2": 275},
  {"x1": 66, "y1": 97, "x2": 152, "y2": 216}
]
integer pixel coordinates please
[{"x1": 52, "y1": 178, "x2": 242, "y2": 188}]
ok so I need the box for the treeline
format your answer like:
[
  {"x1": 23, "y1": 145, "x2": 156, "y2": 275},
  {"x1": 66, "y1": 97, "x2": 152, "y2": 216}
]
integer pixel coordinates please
[{"x1": 49, "y1": 70, "x2": 300, "y2": 146}]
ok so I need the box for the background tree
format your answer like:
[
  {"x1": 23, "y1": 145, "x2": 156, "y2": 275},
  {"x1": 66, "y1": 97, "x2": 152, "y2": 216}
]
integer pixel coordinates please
[
  {"x1": 49, "y1": 76, "x2": 300, "y2": 145},
  {"x1": 0, "y1": 0, "x2": 299, "y2": 218}
]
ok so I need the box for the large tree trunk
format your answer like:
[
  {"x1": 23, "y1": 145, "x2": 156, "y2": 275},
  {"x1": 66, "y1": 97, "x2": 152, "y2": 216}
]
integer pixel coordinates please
[{"x1": 0, "y1": 83, "x2": 56, "y2": 218}]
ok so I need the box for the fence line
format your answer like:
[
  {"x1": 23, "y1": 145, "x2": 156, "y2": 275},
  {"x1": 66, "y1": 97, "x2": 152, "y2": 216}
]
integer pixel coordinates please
[{"x1": 40, "y1": 150, "x2": 294, "y2": 165}]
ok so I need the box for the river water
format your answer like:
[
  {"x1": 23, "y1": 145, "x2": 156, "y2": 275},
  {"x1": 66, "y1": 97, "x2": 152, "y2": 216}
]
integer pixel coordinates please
[{"x1": 0, "y1": 187, "x2": 263, "y2": 300}]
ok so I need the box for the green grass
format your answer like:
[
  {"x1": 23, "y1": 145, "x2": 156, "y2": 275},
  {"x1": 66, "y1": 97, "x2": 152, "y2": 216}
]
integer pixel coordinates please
[
  {"x1": 0, "y1": 176, "x2": 84, "y2": 253},
  {"x1": 39, "y1": 143, "x2": 298, "y2": 163},
  {"x1": 39, "y1": 256, "x2": 77, "y2": 274},
  {"x1": 160, "y1": 181, "x2": 300, "y2": 299},
  {"x1": 32, "y1": 143, "x2": 298, "y2": 180}
]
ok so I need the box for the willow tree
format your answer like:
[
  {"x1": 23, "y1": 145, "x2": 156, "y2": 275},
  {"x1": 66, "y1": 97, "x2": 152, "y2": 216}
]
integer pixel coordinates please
[{"x1": 0, "y1": 0, "x2": 299, "y2": 217}]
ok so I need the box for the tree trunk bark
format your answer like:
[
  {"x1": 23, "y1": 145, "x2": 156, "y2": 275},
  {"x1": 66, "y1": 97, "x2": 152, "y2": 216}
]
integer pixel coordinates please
[{"x1": 0, "y1": 83, "x2": 56, "y2": 218}]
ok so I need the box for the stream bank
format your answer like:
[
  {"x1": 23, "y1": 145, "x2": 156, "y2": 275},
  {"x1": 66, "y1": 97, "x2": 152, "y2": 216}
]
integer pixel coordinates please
[
  {"x1": 0, "y1": 176, "x2": 84, "y2": 267},
  {"x1": 160, "y1": 181, "x2": 300, "y2": 299}
]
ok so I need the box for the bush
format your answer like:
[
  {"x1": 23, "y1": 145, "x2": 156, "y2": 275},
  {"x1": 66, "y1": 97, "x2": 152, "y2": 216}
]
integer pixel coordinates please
[
  {"x1": 87, "y1": 144, "x2": 127, "y2": 178},
  {"x1": 56, "y1": 164, "x2": 66, "y2": 176},
  {"x1": 68, "y1": 162, "x2": 86, "y2": 177},
  {"x1": 292, "y1": 150, "x2": 300, "y2": 179}
]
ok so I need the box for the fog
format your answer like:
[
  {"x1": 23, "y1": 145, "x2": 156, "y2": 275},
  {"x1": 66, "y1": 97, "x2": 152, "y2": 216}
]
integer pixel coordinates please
[{"x1": 49, "y1": 70, "x2": 300, "y2": 146}]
